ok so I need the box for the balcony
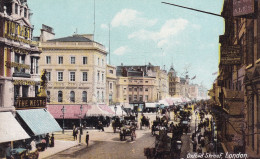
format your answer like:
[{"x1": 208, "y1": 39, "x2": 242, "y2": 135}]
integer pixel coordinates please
[{"x1": 13, "y1": 72, "x2": 31, "y2": 78}]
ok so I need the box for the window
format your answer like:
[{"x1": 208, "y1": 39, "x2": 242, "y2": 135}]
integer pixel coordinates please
[
  {"x1": 145, "y1": 88, "x2": 148, "y2": 92},
  {"x1": 58, "y1": 56, "x2": 63, "y2": 64},
  {"x1": 102, "y1": 91, "x2": 104, "y2": 102},
  {"x1": 46, "y1": 72, "x2": 51, "y2": 81},
  {"x1": 134, "y1": 88, "x2": 137, "y2": 92},
  {"x1": 109, "y1": 70, "x2": 113, "y2": 74},
  {"x1": 35, "y1": 86, "x2": 38, "y2": 97},
  {"x1": 145, "y1": 81, "x2": 148, "y2": 83},
  {"x1": 139, "y1": 95, "x2": 143, "y2": 101},
  {"x1": 70, "y1": 91, "x2": 75, "y2": 103},
  {"x1": 247, "y1": 24, "x2": 254, "y2": 66},
  {"x1": 97, "y1": 91, "x2": 99, "y2": 101},
  {"x1": 47, "y1": 91, "x2": 50, "y2": 103},
  {"x1": 82, "y1": 91, "x2": 87, "y2": 102},
  {"x1": 15, "y1": 3, "x2": 18, "y2": 14},
  {"x1": 14, "y1": 85, "x2": 20, "y2": 104},
  {"x1": 58, "y1": 91, "x2": 63, "y2": 102},
  {"x1": 98, "y1": 58, "x2": 100, "y2": 65},
  {"x1": 82, "y1": 72, "x2": 88, "y2": 81},
  {"x1": 129, "y1": 88, "x2": 132, "y2": 91},
  {"x1": 15, "y1": 53, "x2": 19, "y2": 73},
  {"x1": 129, "y1": 95, "x2": 132, "y2": 102},
  {"x1": 140, "y1": 88, "x2": 143, "y2": 91},
  {"x1": 102, "y1": 59, "x2": 104, "y2": 66},
  {"x1": 21, "y1": 55, "x2": 25, "y2": 73},
  {"x1": 134, "y1": 95, "x2": 137, "y2": 101},
  {"x1": 36, "y1": 58, "x2": 39, "y2": 74},
  {"x1": 46, "y1": 56, "x2": 51, "y2": 64},
  {"x1": 110, "y1": 83, "x2": 113, "y2": 89},
  {"x1": 70, "y1": 72, "x2": 75, "y2": 81},
  {"x1": 71, "y1": 57, "x2": 75, "y2": 64},
  {"x1": 24, "y1": 8, "x2": 27, "y2": 18},
  {"x1": 83, "y1": 57, "x2": 87, "y2": 64},
  {"x1": 124, "y1": 80, "x2": 126, "y2": 82},
  {"x1": 97, "y1": 72, "x2": 100, "y2": 81},
  {"x1": 145, "y1": 95, "x2": 148, "y2": 101},
  {"x1": 58, "y1": 72, "x2": 63, "y2": 81},
  {"x1": 102, "y1": 74, "x2": 104, "y2": 82},
  {"x1": 22, "y1": 86, "x2": 28, "y2": 97},
  {"x1": 124, "y1": 95, "x2": 127, "y2": 101}
]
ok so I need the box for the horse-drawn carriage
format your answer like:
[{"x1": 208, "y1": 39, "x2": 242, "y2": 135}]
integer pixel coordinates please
[
  {"x1": 112, "y1": 116, "x2": 124, "y2": 133},
  {"x1": 140, "y1": 116, "x2": 150, "y2": 130},
  {"x1": 120, "y1": 125, "x2": 136, "y2": 141}
]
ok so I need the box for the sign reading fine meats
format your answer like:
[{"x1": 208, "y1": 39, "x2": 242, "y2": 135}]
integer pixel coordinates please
[
  {"x1": 221, "y1": 45, "x2": 241, "y2": 65},
  {"x1": 233, "y1": 0, "x2": 254, "y2": 17},
  {"x1": 15, "y1": 97, "x2": 47, "y2": 109}
]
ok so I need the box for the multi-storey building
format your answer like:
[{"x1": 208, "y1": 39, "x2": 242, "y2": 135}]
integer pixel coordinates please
[
  {"x1": 116, "y1": 63, "x2": 168, "y2": 110},
  {"x1": 0, "y1": 1, "x2": 61, "y2": 156},
  {"x1": 38, "y1": 30, "x2": 107, "y2": 105},
  {"x1": 168, "y1": 66, "x2": 180, "y2": 96},
  {"x1": 106, "y1": 64, "x2": 117, "y2": 105},
  {"x1": 209, "y1": 0, "x2": 260, "y2": 157}
]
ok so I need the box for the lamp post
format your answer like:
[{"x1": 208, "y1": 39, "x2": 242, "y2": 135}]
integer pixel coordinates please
[
  {"x1": 61, "y1": 106, "x2": 66, "y2": 134},
  {"x1": 114, "y1": 105, "x2": 117, "y2": 116},
  {"x1": 79, "y1": 105, "x2": 83, "y2": 144},
  {"x1": 195, "y1": 111, "x2": 197, "y2": 135}
]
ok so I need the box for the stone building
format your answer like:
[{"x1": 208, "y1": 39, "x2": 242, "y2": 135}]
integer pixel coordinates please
[
  {"x1": 106, "y1": 64, "x2": 117, "y2": 105},
  {"x1": 168, "y1": 65, "x2": 180, "y2": 96},
  {"x1": 0, "y1": 0, "x2": 40, "y2": 112},
  {"x1": 38, "y1": 28, "x2": 107, "y2": 105}
]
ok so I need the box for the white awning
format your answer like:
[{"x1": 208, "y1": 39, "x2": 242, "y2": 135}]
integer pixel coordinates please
[
  {"x1": 0, "y1": 112, "x2": 30, "y2": 143},
  {"x1": 145, "y1": 103, "x2": 157, "y2": 108}
]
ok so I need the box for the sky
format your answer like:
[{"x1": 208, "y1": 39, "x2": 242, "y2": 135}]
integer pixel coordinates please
[{"x1": 28, "y1": 0, "x2": 224, "y2": 89}]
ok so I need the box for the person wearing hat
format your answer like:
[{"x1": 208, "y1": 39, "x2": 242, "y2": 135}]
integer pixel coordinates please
[
  {"x1": 50, "y1": 134, "x2": 55, "y2": 147},
  {"x1": 85, "y1": 132, "x2": 89, "y2": 146}
]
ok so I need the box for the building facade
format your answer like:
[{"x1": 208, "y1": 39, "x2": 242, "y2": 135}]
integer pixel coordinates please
[
  {"x1": 38, "y1": 29, "x2": 107, "y2": 105},
  {"x1": 0, "y1": 0, "x2": 41, "y2": 112},
  {"x1": 168, "y1": 66, "x2": 180, "y2": 96},
  {"x1": 106, "y1": 64, "x2": 117, "y2": 105}
]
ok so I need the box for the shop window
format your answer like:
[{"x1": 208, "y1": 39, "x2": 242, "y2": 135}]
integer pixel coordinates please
[
  {"x1": 22, "y1": 86, "x2": 28, "y2": 97},
  {"x1": 58, "y1": 91, "x2": 63, "y2": 102},
  {"x1": 82, "y1": 91, "x2": 87, "y2": 102},
  {"x1": 70, "y1": 91, "x2": 75, "y2": 103}
]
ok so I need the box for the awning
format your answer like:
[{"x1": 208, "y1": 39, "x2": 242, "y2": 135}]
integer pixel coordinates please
[
  {"x1": 86, "y1": 105, "x2": 111, "y2": 116},
  {"x1": 158, "y1": 100, "x2": 169, "y2": 106},
  {"x1": 98, "y1": 104, "x2": 114, "y2": 116},
  {"x1": 47, "y1": 105, "x2": 91, "y2": 119},
  {"x1": 0, "y1": 112, "x2": 30, "y2": 143},
  {"x1": 109, "y1": 105, "x2": 127, "y2": 116},
  {"x1": 145, "y1": 103, "x2": 157, "y2": 108},
  {"x1": 16, "y1": 109, "x2": 62, "y2": 136}
]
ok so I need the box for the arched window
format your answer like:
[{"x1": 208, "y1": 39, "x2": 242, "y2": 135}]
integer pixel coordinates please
[
  {"x1": 70, "y1": 91, "x2": 75, "y2": 103},
  {"x1": 82, "y1": 91, "x2": 87, "y2": 102},
  {"x1": 58, "y1": 91, "x2": 62, "y2": 102},
  {"x1": 47, "y1": 91, "x2": 50, "y2": 103}
]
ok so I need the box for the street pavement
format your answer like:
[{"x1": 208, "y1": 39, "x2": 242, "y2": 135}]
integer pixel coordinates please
[{"x1": 44, "y1": 113, "x2": 157, "y2": 159}]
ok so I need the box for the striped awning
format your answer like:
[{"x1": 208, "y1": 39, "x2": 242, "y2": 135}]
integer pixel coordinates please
[
  {"x1": 0, "y1": 112, "x2": 30, "y2": 143},
  {"x1": 16, "y1": 109, "x2": 62, "y2": 136}
]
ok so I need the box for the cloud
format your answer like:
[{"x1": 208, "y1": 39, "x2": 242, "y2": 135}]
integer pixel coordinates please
[
  {"x1": 128, "y1": 18, "x2": 188, "y2": 47},
  {"x1": 191, "y1": 24, "x2": 201, "y2": 30},
  {"x1": 111, "y1": 9, "x2": 157, "y2": 28},
  {"x1": 113, "y1": 46, "x2": 129, "y2": 55},
  {"x1": 101, "y1": 24, "x2": 108, "y2": 30}
]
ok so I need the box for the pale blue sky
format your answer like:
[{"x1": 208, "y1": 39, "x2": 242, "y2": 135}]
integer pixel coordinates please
[{"x1": 29, "y1": 0, "x2": 224, "y2": 89}]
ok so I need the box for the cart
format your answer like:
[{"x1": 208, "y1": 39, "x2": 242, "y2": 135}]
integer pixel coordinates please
[
  {"x1": 112, "y1": 116, "x2": 123, "y2": 133},
  {"x1": 120, "y1": 126, "x2": 136, "y2": 141}
]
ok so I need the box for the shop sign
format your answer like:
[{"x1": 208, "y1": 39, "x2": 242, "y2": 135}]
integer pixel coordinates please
[
  {"x1": 15, "y1": 97, "x2": 46, "y2": 109},
  {"x1": 5, "y1": 61, "x2": 30, "y2": 70},
  {"x1": 233, "y1": 0, "x2": 254, "y2": 17},
  {"x1": 221, "y1": 45, "x2": 241, "y2": 65},
  {"x1": 13, "y1": 80, "x2": 36, "y2": 86}
]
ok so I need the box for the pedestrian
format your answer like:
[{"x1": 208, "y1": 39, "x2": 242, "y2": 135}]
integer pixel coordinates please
[
  {"x1": 45, "y1": 133, "x2": 50, "y2": 149},
  {"x1": 73, "y1": 128, "x2": 78, "y2": 140},
  {"x1": 197, "y1": 145, "x2": 202, "y2": 154},
  {"x1": 5, "y1": 143, "x2": 13, "y2": 159},
  {"x1": 192, "y1": 140, "x2": 197, "y2": 152},
  {"x1": 50, "y1": 134, "x2": 55, "y2": 147},
  {"x1": 86, "y1": 131, "x2": 89, "y2": 146}
]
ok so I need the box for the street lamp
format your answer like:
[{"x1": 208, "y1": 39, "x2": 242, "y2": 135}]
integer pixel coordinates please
[
  {"x1": 61, "y1": 106, "x2": 66, "y2": 134},
  {"x1": 79, "y1": 105, "x2": 83, "y2": 144},
  {"x1": 195, "y1": 111, "x2": 198, "y2": 135},
  {"x1": 114, "y1": 105, "x2": 117, "y2": 116}
]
